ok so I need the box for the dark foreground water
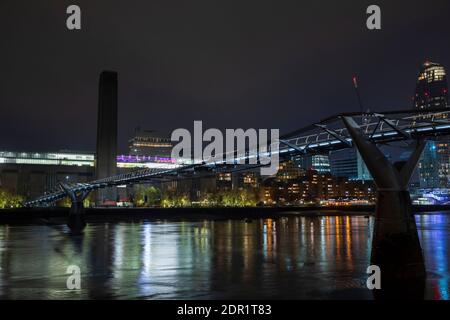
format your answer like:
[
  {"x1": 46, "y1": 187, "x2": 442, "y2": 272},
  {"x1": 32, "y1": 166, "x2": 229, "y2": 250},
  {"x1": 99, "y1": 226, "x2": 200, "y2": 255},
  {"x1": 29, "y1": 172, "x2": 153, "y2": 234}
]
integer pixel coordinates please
[{"x1": 0, "y1": 214, "x2": 449, "y2": 299}]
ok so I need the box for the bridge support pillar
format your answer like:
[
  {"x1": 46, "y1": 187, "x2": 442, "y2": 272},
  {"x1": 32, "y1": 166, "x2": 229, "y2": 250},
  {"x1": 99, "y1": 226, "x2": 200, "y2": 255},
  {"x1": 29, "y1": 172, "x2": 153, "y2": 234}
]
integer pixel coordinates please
[
  {"x1": 342, "y1": 116, "x2": 426, "y2": 299},
  {"x1": 59, "y1": 183, "x2": 89, "y2": 235}
]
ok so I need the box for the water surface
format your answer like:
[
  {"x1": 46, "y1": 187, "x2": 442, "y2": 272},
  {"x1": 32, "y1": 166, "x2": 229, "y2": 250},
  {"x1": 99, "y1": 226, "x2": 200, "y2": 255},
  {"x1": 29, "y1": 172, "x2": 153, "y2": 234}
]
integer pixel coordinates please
[{"x1": 0, "y1": 214, "x2": 449, "y2": 299}]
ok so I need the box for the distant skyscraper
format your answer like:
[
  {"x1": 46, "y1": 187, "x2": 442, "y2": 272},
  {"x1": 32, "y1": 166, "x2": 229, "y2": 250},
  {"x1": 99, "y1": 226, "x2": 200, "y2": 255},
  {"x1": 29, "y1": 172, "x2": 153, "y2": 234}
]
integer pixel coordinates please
[
  {"x1": 329, "y1": 148, "x2": 371, "y2": 181},
  {"x1": 417, "y1": 141, "x2": 441, "y2": 188},
  {"x1": 414, "y1": 61, "x2": 449, "y2": 188},
  {"x1": 96, "y1": 71, "x2": 118, "y2": 202},
  {"x1": 414, "y1": 61, "x2": 448, "y2": 110},
  {"x1": 293, "y1": 154, "x2": 330, "y2": 174}
]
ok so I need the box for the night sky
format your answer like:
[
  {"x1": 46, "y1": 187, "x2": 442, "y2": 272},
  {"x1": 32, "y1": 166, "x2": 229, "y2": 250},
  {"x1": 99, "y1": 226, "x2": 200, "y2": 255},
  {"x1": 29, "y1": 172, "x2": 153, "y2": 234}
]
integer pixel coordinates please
[{"x1": 1, "y1": 0, "x2": 450, "y2": 153}]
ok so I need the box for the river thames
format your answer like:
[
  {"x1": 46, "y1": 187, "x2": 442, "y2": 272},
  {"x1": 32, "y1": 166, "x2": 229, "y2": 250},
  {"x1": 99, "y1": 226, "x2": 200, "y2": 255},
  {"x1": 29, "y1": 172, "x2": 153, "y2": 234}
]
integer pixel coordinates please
[{"x1": 0, "y1": 213, "x2": 449, "y2": 299}]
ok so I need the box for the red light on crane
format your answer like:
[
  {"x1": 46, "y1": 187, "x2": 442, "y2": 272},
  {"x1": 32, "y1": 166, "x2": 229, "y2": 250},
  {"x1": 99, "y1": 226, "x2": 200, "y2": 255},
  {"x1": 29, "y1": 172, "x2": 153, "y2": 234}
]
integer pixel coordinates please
[{"x1": 352, "y1": 75, "x2": 358, "y2": 88}]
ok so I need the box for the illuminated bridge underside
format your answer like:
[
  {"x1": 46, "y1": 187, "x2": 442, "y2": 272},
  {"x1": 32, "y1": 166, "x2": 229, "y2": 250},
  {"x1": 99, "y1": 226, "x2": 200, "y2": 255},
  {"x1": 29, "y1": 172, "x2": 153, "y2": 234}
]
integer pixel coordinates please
[{"x1": 25, "y1": 108, "x2": 450, "y2": 207}]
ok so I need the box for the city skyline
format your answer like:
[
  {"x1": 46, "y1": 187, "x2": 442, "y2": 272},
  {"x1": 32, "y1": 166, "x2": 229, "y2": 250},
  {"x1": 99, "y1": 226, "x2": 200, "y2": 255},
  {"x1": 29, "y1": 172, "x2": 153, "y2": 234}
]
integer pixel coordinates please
[
  {"x1": 1, "y1": 59, "x2": 448, "y2": 155},
  {"x1": 2, "y1": 1, "x2": 450, "y2": 303},
  {"x1": 1, "y1": 0, "x2": 450, "y2": 153}
]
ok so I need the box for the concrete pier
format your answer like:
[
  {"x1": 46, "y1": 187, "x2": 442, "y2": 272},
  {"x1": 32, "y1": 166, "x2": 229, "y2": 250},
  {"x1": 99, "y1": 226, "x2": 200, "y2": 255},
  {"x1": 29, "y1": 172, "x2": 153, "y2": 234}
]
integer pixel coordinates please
[
  {"x1": 59, "y1": 182, "x2": 89, "y2": 234},
  {"x1": 342, "y1": 116, "x2": 426, "y2": 298}
]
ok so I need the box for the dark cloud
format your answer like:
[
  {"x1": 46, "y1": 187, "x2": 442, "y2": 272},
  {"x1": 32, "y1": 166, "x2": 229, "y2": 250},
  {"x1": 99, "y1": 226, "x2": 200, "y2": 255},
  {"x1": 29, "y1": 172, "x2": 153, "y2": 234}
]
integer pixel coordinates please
[{"x1": 1, "y1": 0, "x2": 449, "y2": 152}]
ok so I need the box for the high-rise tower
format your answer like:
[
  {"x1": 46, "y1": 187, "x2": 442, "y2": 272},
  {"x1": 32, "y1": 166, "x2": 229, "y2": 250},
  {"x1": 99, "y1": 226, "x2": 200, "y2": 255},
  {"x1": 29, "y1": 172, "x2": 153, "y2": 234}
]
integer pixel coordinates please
[
  {"x1": 414, "y1": 61, "x2": 449, "y2": 188},
  {"x1": 414, "y1": 61, "x2": 448, "y2": 110},
  {"x1": 96, "y1": 71, "x2": 118, "y2": 202}
]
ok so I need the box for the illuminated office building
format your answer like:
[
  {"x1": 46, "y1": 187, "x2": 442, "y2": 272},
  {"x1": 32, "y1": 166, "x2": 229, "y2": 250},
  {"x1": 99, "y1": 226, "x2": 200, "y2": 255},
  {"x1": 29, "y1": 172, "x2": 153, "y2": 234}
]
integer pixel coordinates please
[
  {"x1": 0, "y1": 150, "x2": 178, "y2": 200},
  {"x1": 293, "y1": 154, "x2": 331, "y2": 174},
  {"x1": 128, "y1": 128, "x2": 173, "y2": 157},
  {"x1": 414, "y1": 61, "x2": 450, "y2": 188},
  {"x1": 329, "y1": 148, "x2": 371, "y2": 181},
  {"x1": 261, "y1": 169, "x2": 375, "y2": 205},
  {"x1": 413, "y1": 61, "x2": 448, "y2": 110}
]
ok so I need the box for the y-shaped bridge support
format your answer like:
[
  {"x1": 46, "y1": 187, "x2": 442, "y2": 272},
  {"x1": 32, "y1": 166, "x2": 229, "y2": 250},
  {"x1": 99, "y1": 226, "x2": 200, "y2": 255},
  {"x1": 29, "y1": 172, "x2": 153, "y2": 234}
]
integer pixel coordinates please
[
  {"x1": 59, "y1": 183, "x2": 89, "y2": 234},
  {"x1": 342, "y1": 116, "x2": 426, "y2": 298}
]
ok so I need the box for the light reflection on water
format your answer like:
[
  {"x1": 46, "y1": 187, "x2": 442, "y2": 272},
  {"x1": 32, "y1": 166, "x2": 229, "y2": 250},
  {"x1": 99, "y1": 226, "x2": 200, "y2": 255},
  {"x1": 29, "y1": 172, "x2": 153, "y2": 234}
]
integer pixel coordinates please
[
  {"x1": 417, "y1": 214, "x2": 450, "y2": 300},
  {"x1": 0, "y1": 214, "x2": 449, "y2": 299}
]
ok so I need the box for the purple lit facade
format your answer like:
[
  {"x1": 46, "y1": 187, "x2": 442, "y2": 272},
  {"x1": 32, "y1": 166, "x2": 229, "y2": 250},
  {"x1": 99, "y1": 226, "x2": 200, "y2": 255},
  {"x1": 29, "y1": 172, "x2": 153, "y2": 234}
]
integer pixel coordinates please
[{"x1": 117, "y1": 155, "x2": 175, "y2": 163}]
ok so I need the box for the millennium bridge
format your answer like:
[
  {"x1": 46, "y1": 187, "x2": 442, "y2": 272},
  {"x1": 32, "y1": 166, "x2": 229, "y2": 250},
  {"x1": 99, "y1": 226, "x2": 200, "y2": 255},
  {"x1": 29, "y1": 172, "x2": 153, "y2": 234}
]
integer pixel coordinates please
[
  {"x1": 23, "y1": 107, "x2": 450, "y2": 293},
  {"x1": 25, "y1": 107, "x2": 450, "y2": 208}
]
